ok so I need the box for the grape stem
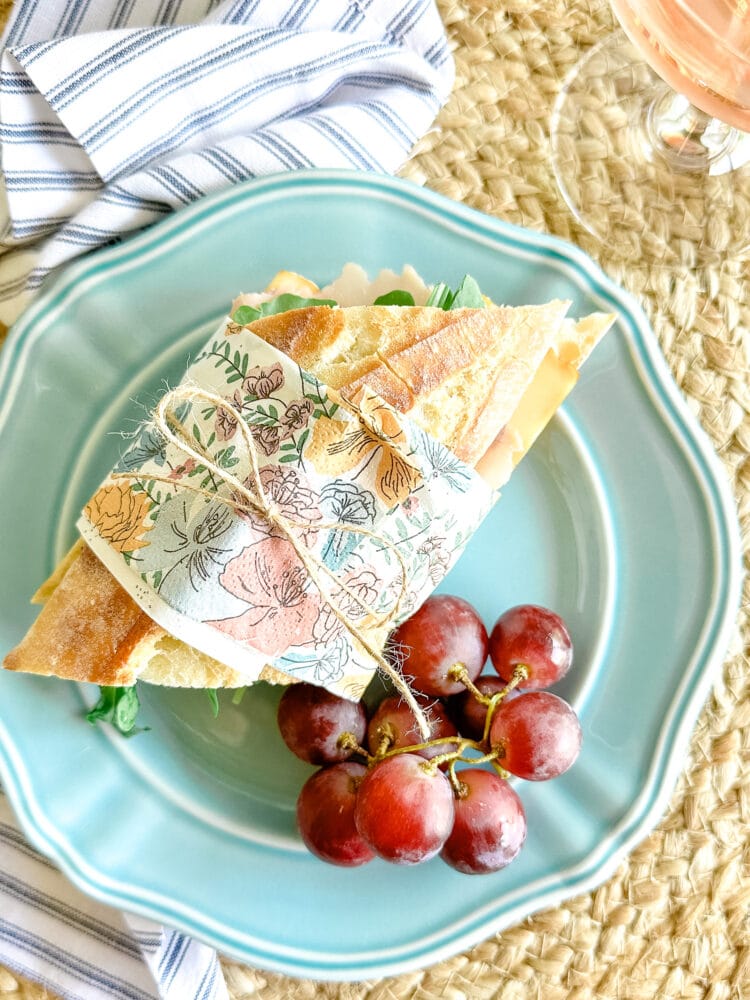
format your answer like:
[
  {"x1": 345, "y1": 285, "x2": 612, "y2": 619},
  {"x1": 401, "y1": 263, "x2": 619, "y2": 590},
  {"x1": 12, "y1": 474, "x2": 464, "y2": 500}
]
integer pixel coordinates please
[
  {"x1": 339, "y1": 662, "x2": 529, "y2": 787},
  {"x1": 448, "y1": 759, "x2": 469, "y2": 798},
  {"x1": 337, "y1": 731, "x2": 375, "y2": 762},
  {"x1": 374, "y1": 732, "x2": 394, "y2": 758},
  {"x1": 491, "y1": 759, "x2": 511, "y2": 780},
  {"x1": 452, "y1": 747, "x2": 501, "y2": 767},
  {"x1": 382, "y1": 734, "x2": 467, "y2": 761},
  {"x1": 448, "y1": 663, "x2": 529, "y2": 707},
  {"x1": 480, "y1": 664, "x2": 529, "y2": 745},
  {"x1": 447, "y1": 663, "x2": 484, "y2": 700},
  {"x1": 407, "y1": 739, "x2": 506, "y2": 791}
]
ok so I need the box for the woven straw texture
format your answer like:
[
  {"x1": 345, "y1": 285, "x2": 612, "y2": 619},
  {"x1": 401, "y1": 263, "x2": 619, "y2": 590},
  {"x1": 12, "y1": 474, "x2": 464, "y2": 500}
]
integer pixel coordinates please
[{"x1": 2, "y1": 0, "x2": 750, "y2": 998}]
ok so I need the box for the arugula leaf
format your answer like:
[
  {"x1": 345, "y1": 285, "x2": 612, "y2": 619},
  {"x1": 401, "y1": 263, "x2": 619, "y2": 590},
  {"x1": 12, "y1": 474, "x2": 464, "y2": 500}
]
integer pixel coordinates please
[
  {"x1": 449, "y1": 274, "x2": 486, "y2": 309},
  {"x1": 233, "y1": 279, "x2": 484, "y2": 326},
  {"x1": 372, "y1": 290, "x2": 416, "y2": 306},
  {"x1": 426, "y1": 275, "x2": 486, "y2": 311},
  {"x1": 86, "y1": 686, "x2": 143, "y2": 736},
  {"x1": 426, "y1": 282, "x2": 454, "y2": 309},
  {"x1": 259, "y1": 293, "x2": 337, "y2": 316},
  {"x1": 232, "y1": 293, "x2": 337, "y2": 326},
  {"x1": 232, "y1": 304, "x2": 261, "y2": 325},
  {"x1": 206, "y1": 688, "x2": 220, "y2": 718}
]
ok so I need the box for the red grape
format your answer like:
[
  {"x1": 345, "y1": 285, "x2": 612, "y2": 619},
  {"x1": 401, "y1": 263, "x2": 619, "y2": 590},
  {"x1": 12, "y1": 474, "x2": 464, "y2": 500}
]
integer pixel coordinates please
[
  {"x1": 277, "y1": 682, "x2": 367, "y2": 765},
  {"x1": 448, "y1": 676, "x2": 519, "y2": 741},
  {"x1": 489, "y1": 604, "x2": 573, "y2": 690},
  {"x1": 389, "y1": 595, "x2": 488, "y2": 697},
  {"x1": 296, "y1": 762, "x2": 375, "y2": 867},
  {"x1": 367, "y1": 695, "x2": 458, "y2": 763},
  {"x1": 440, "y1": 769, "x2": 527, "y2": 874},
  {"x1": 355, "y1": 753, "x2": 455, "y2": 864},
  {"x1": 489, "y1": 691, "x2": 582, "y2": 780}
]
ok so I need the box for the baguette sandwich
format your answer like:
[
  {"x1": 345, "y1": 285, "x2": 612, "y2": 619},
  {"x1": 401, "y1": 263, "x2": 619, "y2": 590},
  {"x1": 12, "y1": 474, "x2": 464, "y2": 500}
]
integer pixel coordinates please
[{"x1": 3, "y1": 265, "x2": 613, "y2": 697}]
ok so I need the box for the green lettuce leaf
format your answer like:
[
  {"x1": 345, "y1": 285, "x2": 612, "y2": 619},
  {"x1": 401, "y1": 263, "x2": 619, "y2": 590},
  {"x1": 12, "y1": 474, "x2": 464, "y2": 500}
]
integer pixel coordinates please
[
  {"x1": 426, "y1": 275, "x2": 486, "y2": 310},
  {"x1": 206, "y1": 688, "x2": 220, "y2": 718},
  {"x1": 425, "y1": 282, "x2": 454, "y2": 309},
  {"x1": 232, "y1": 293, "x2": 337, "y2": 326},
  {"x1": 372, "y1": 290, "x2": 416, "y2": 306},
  {"x1": 449, "y1": 275, "x2": 485, "y2": 309},
  {"x1": 86, "y1": 685, "x2": 144, "y2": 736}
]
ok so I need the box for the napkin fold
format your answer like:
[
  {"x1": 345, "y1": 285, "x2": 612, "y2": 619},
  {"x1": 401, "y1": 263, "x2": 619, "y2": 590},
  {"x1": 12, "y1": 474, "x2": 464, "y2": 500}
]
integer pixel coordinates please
[
  {"x1": 0, "y1": 788, "x2": 228, "y2": 1000},
  {"x1": 0, "y1": 0, "x2": 454, "y2": 996},
  {"x1": 0, "y1": 0, "x2": 453, "y2": 323}
]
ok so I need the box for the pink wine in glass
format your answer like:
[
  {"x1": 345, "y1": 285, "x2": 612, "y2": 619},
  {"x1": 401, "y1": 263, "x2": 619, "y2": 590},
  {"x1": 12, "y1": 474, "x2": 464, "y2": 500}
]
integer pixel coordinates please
[
  {"x1": 610, "y1": 0, "x2": 750, "y2": 130},
  {"x1": 550, "y1": 2, "x2": 750, "y2": 261}
]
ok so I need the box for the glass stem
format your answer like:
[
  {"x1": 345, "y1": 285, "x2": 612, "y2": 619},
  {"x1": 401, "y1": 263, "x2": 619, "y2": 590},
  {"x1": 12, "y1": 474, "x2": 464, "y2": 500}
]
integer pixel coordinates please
[{"x1": 645, "y1": 88, "x2": 740, "y2": 173}]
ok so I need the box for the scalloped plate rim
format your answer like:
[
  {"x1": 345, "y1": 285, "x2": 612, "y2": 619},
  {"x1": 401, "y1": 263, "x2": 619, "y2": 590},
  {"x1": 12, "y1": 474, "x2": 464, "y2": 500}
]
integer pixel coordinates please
[{"x1": 0, "y1": 170, "x2": 743, "y2": 980}]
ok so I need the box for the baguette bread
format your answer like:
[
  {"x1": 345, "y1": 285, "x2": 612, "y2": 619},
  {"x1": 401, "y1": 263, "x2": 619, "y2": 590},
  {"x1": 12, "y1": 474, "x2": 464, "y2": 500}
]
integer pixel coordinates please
[{"x1": 3, "y1": 268, "x2": 614, "y2": 690}]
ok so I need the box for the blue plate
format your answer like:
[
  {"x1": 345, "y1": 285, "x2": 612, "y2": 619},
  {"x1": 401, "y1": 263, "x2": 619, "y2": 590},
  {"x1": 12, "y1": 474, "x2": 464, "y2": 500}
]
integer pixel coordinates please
[{"x1": 0, "y1": 171, "x2": 742, "y2": 980}]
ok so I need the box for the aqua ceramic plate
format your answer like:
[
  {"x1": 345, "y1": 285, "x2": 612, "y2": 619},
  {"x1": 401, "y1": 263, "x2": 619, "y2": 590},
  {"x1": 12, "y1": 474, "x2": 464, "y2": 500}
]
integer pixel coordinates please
[{"x1": 0, "y1": 171, "x2": 742, "y2": 980}]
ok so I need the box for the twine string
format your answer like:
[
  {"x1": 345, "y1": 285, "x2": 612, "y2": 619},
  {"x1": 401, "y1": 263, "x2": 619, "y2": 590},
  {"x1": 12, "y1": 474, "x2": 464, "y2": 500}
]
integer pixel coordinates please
[
  {"x1": 164, "y1": 389, "x2": 404, "y2": 630},
  {"x1": 112, "y1": 385, "x2": 431, "y2": 738}
]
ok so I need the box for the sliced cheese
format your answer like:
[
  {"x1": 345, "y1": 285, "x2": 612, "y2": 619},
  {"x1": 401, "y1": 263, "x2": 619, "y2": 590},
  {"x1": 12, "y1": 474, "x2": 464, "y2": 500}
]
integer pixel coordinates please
[
  {"x1": 475, "y1": 313, "x2": 614, "y2": 488},
  {"x1": 475, "y1": 348, "x2": 577, "y2": 487}
]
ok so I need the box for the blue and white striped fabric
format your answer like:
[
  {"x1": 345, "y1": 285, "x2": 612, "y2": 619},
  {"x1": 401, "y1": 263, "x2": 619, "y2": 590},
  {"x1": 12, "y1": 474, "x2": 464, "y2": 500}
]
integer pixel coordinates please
[
  {"x1": 0, "y1": 788, "x2": 228, "y2": 1000},
  {"x1": 0, "y1": 0, "x2": 454, "y2": 323}
]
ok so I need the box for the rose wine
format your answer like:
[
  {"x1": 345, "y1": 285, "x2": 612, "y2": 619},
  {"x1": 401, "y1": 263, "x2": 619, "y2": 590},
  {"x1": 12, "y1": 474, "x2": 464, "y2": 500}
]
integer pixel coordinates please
[{"x1": 611, "y1": 0, "x2": 750, "y2": 130}]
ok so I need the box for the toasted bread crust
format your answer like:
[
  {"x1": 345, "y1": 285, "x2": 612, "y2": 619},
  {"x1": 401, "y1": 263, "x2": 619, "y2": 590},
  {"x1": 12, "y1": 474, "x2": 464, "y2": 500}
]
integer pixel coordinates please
[
  {"x1": 246, "y1": 302, "x2": 573, "y2": 466},
  {"x1": 344, "y1": 364, "x2": 415, "y2": 413},
  {"x1": 5, "y1": 545, "x2": 153, "y2": 686},
  {"x1": 246, "y1": 306, "x2": 345, "y2": 373}
]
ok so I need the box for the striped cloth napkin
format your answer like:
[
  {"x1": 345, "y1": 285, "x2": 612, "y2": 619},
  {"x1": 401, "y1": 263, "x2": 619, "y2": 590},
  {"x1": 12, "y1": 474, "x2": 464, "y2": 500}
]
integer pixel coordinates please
[
  {"x1": 0, "y1": 1, "x2": 453, "y2": 997},
  {"x1": 0, "y1": 0, "x2": 453, "y2": 324},
  {"x1": 0, "y1": 789, "x2": 227, "y2": 1000}
]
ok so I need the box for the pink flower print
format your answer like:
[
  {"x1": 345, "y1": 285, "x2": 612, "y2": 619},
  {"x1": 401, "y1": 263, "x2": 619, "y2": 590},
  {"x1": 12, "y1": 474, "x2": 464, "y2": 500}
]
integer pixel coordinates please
[
  {"x1": 401, "y1": 495, "x2": 420, "y2": 513},
  {"x1": 168, "y1": 458, "x2": 198, "y2": 480},
  {"x1": 215, "y1": 405, "x2": 238, "y2": 441},
  {"x1": 243, "y1": 363, "x2": 284, "y2": 399},
  {"x1": 382, "y1": 572, "x2": 411, "y2": 619},
  {"x1": 259, "y1": 465, "x2": 321, "y2": 523},
  {"x1": 312, "y1": 568, "x2": 381, "y2": 646},
  {"x1": 209, "y1": 536, "x2": 321, "y2": 656},
  {"x1": 336, "y1": 568, "x2": 380, "y2": 621},
  {"x1": 312, "y1": 603, "x2": 343, "y2": 646},
  {"x1": 281, "y1": 398, "x2": 313, "y2": 435},
  {"x1": 418, "y1": 536, "x2": 451, "y2": 587},
  {"x1": 251, "y1": 423, "x2": 281, "y2": 456},
  {"x1": 233, "y1": 465, "x2": 321, "y2": 546}
]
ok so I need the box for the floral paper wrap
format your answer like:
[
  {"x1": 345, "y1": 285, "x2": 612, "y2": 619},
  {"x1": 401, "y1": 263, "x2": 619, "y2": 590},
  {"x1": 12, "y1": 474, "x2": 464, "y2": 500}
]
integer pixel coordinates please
[{"x1": 78, "y1": 317, "x2": 496, "y2": 700}]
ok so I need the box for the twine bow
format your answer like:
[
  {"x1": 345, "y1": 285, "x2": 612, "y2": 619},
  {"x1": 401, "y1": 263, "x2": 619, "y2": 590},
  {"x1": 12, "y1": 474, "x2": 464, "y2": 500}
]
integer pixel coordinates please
[{"x1": 112, "y1": 384, "x2": 432, "y2": 737}]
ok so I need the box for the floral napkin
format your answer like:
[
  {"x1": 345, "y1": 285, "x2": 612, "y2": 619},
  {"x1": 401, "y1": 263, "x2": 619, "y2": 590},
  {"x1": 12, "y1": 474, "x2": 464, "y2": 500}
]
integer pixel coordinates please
[{"x1": 79, "y1": 323, "x2": 495, "y2": 698}]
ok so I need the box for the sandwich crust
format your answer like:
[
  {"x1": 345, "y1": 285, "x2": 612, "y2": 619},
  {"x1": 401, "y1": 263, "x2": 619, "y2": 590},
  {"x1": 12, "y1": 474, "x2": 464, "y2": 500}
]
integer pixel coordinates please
[{"x1": 5, "y1": 544, "x2": 160, "y2": 686}]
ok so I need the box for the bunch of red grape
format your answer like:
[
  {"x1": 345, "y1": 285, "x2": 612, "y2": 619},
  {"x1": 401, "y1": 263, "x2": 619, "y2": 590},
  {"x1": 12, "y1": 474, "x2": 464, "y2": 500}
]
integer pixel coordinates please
[{"x1": 277, "y1": 596, "x2": 582, "y2": 875}]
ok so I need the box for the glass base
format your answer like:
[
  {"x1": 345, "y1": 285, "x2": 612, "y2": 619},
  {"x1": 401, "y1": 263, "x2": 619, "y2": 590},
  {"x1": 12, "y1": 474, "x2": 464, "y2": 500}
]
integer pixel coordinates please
[{"x1": 550, "y1": 31, "x2": 750, "y2": 264}]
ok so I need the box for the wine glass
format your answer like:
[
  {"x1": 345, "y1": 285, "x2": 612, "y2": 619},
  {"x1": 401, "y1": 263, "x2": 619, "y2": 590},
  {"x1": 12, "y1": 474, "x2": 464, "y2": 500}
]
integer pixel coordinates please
[{"x1": 550, "y1": 1, "x2": 750, "y2": 264}]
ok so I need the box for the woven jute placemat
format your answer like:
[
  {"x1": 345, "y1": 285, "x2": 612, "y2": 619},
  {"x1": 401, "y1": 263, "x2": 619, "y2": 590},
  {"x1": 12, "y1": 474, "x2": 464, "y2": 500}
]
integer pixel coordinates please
[{"x1": 2, "y1": 1, "x2": 749, "y2": 998}]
